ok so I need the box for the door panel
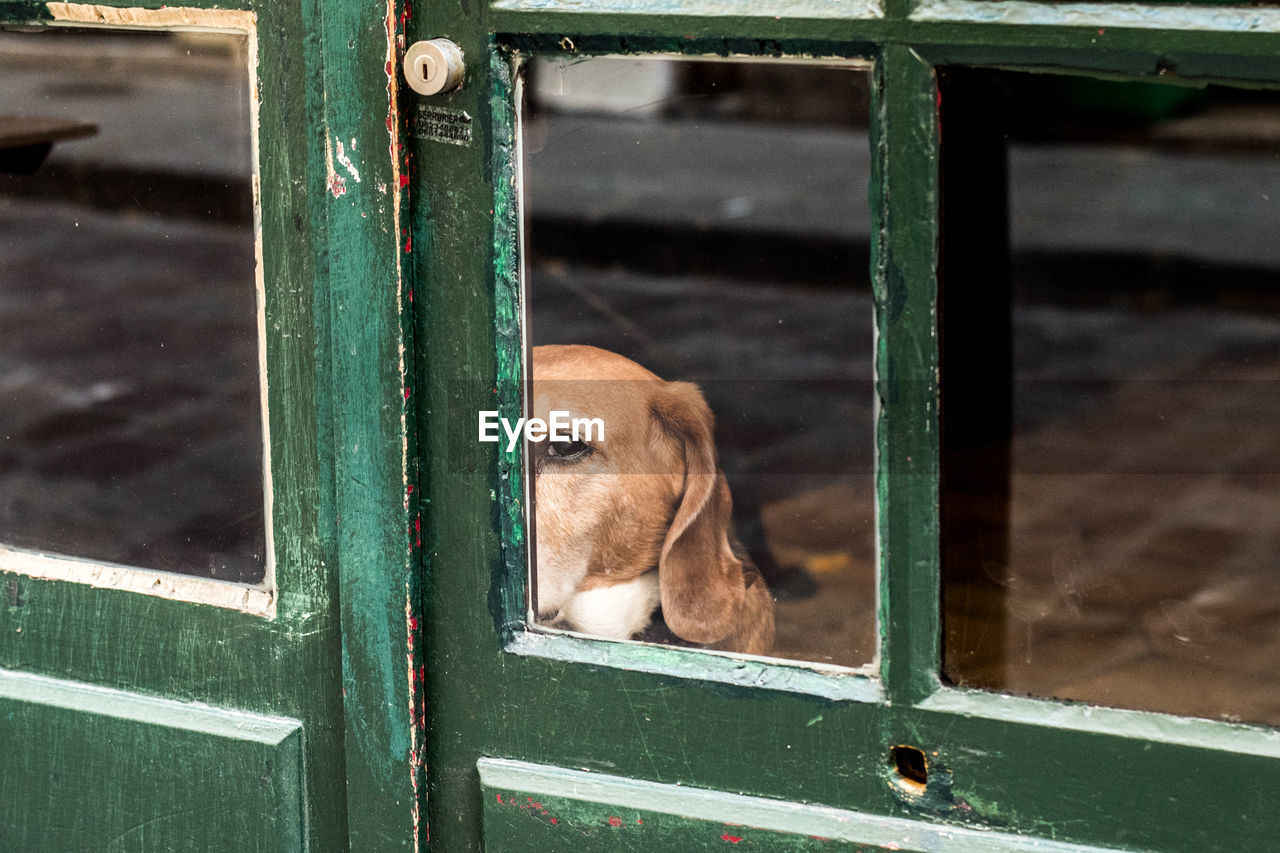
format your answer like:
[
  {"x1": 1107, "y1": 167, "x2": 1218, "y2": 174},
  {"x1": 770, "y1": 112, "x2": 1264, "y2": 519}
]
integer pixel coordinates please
[
  {"x1": 477, "y1": 759, "x2": 1126, "y2": 853},
  {"x1": 413, "y1": 1, "x2": 1280, "y2": 849},
  {"x1": 0, "y1": 667, "x2": 303, "y2": 852},
  {"x1": 0, "y1": 0, "x2": 416, "y2": 847}
]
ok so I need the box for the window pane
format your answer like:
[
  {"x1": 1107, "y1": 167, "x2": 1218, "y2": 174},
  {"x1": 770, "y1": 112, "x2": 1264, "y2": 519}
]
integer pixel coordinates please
[
  {"x1": 523, "y1": 56, "x2": 875, "y2": 667},
  {"x1": 942, "y1": 71, "x2": 1280, "y2": 726},
  {"x1": 0, "y1": 28, "x2": 264, "y2": 583}
]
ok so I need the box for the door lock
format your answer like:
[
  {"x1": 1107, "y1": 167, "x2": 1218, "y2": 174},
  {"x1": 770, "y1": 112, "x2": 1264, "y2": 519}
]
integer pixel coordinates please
[{"x1": 403, "y1": 39, "x2": 464, "y2": 96}]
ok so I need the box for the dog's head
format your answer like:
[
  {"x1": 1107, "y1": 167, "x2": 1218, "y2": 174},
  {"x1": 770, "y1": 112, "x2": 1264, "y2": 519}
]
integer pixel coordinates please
[{"x1": 530, "y1": 344, "x2": 774, "y2": 655}]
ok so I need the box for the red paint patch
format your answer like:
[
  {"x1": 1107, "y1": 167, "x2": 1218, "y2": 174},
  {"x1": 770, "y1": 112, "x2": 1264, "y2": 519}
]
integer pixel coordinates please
[
  {"x1": 328, "y1": 173, "x2": 346, "y2": 197},
  {"x1": 637, "y1": 818, "x2": 643, "y2": 825},
  {"x1": 407, "y1": 484, "x2": 415, "y2": 494},
  {"x1": 721, "y1": 834, "x2": 743, "y2": 843},
  {"x1": 404, "y1": 387, "x2": 411, "y2": 400},
  {"x1": 404, "y1": 234, "x2": 412, "y2": 253},
  {"x1": 549, "y1": 817, "x2": 558, "y2": 825},
  {"x1": 607, "y1": 816, "x2": 623, "y2": 827},
  {"x1": 400, "y1": 174, "x2": 411, "y2": 188},
  {"x1": 496, "y1": 794, "x2": 504, "y2": 805}
]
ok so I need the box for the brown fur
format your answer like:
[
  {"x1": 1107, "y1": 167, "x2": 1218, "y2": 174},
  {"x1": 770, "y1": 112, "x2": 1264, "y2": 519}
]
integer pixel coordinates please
[{"x1": 531, "y1": 344, "x2": 775, "y2": 655}]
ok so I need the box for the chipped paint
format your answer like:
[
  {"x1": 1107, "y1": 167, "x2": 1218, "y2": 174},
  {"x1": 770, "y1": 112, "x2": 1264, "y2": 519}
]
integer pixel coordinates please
[
  {"x1": 0, "y1": 546, "x2": 275, "y2": 617},
  {"x1": 380, "y1": 0, "x2": 421, "y2": 847},
  {"x1": 492, "y1": 791, "x2": 561, "y2": 825},
  {"x1": 490, "y1": 0, "x2": 883, "y2": 17},
  {"x1": 46, "y1": 2, "x2": 256, "y2": 31},
  {"x1": 479, "y1": 759, "x2": 1129, "y2": 851},
  {"x1": 247, "y1": 16, "x2": 275, "y2": 605},
  {"x1": 405, "y1": 582, "x2": 423, "y2": 850},
  {"x1": 324, "y1": 131, "x2": 347, "y2": 197},
  {"x1": 506, "y1": 629, "x2": 882, "y2": 703},
  {"x1": 335, "y1": 139, "x2": 362, "y2": 183},
  {"x1": 911, "y1": 0, "x2": 1280, "y2": 32}
]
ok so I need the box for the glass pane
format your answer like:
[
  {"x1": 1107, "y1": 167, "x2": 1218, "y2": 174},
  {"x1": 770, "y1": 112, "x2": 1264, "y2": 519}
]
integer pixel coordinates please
[
  {"x1": 942, "y1": 70, "x2": 1280, "y2": 726},
  {"x1": 523, "y1": 56, "x2": 875, "y2": 667},
  {"x1": 0, "y1": 28, "x2": 265, "y2": 583}
]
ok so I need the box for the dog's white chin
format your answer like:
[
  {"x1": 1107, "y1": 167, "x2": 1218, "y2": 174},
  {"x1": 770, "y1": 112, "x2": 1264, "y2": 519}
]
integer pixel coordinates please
[
  {"x1": 562, "y1": 573, "x2": 661, "y2": 640},
  {"x1": 534, "y1": 549, "x2": 590, "y2": 619}
]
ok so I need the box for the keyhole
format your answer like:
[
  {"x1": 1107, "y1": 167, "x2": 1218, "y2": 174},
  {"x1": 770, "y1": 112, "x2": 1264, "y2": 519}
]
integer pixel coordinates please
[{"x1": 415, "y1": 54, "x2": 438, "y2": 85}]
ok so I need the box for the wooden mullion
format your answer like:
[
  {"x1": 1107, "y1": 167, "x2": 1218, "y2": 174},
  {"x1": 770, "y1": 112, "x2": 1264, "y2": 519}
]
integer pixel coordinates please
[
  {"x1": 316, "y1": 0, "x2": 423, "y2": 841},
  {"x1": 874, "y1": 44, "x2": 944, "y2": 706}
]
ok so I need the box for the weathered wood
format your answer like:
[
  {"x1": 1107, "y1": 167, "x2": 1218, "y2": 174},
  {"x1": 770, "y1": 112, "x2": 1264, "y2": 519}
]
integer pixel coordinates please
[
  {"x1": 413, "y1": 4, "x2": 1280, "y2": 852},
  {"x1": 875, "y1": 44, "x2": 943, "y2": 707},
  {"x1": 1, "y1": 0, "x2": 1279, "y2": 850},
  {"x1": 0, "y1": 1, "x2": 351, "y2": 850},
  {"x1": 315, "y1": 0, "x2": 424, "y2": 840},
  {"x1": 0, "y1": 667, "x2": 304, "y2": 852},
  {"x1": 478, "y1": 758, "x2": 1135, "y2": 852}
]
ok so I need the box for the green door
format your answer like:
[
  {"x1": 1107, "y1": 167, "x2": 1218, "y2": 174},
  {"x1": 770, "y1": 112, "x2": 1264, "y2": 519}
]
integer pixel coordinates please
[
  {"x1": 0, "y1": 0, "x2": 420, "y2": 849},
  {"x1": 411, "y1": 1, "x2": 1280, "y2": 851},
  {"x1": 7, "y1": 0, "x2": 1280, "y2": 849}
]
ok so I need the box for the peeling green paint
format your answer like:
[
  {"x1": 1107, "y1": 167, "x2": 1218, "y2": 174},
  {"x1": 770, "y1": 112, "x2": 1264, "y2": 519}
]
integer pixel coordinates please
[
  {"x1": 489, "y1": 45, "x2": 530, "y2": 638},
  {"x1": 478, "y1": 758, "x2": 1138, "y2": 852},
  {"x1": 0, "y1": 0, "x2": 354, "y2": 847},
  {"x1": 0, "y1": 0, "x2": 49, "y2": 22}
]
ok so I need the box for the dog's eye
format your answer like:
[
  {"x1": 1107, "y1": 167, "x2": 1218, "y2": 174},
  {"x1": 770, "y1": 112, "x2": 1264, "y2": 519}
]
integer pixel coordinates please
[{"x1": 547, "y1": 439, "x2": 591, "y2": 461}]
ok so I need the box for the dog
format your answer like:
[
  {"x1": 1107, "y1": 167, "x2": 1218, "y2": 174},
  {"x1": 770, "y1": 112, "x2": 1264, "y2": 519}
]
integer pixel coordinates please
[{"x1": 530, "y1": 344, "x2": 775, "y2": 655}]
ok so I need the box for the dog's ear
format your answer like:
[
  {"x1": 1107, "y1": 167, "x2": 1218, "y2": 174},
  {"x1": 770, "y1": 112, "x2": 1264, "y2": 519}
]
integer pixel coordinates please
[
  {"x1": 707, "y1": 568, "x2": 775, "y2": 656},
  {"x1": 649, "y1": 381, "x2": 746, "y2": 645}
]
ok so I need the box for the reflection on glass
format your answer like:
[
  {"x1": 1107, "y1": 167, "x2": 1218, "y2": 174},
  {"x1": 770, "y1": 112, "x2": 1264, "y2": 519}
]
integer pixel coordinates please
[
  {"x1": 0, "y1": 29, "x2": 264, "y2": 583},
  {"x1": 524, "y1": 56, "x2": 875, "y2": 666},
  {"x1": 942, "y1": 71, "x2": 1280, "y2": 725}
]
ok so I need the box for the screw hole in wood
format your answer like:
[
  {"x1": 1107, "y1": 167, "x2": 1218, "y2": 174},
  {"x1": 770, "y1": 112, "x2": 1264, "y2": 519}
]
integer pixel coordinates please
[{"x1": 890, "y1": 745, "x2": 929, "y2": 794}]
